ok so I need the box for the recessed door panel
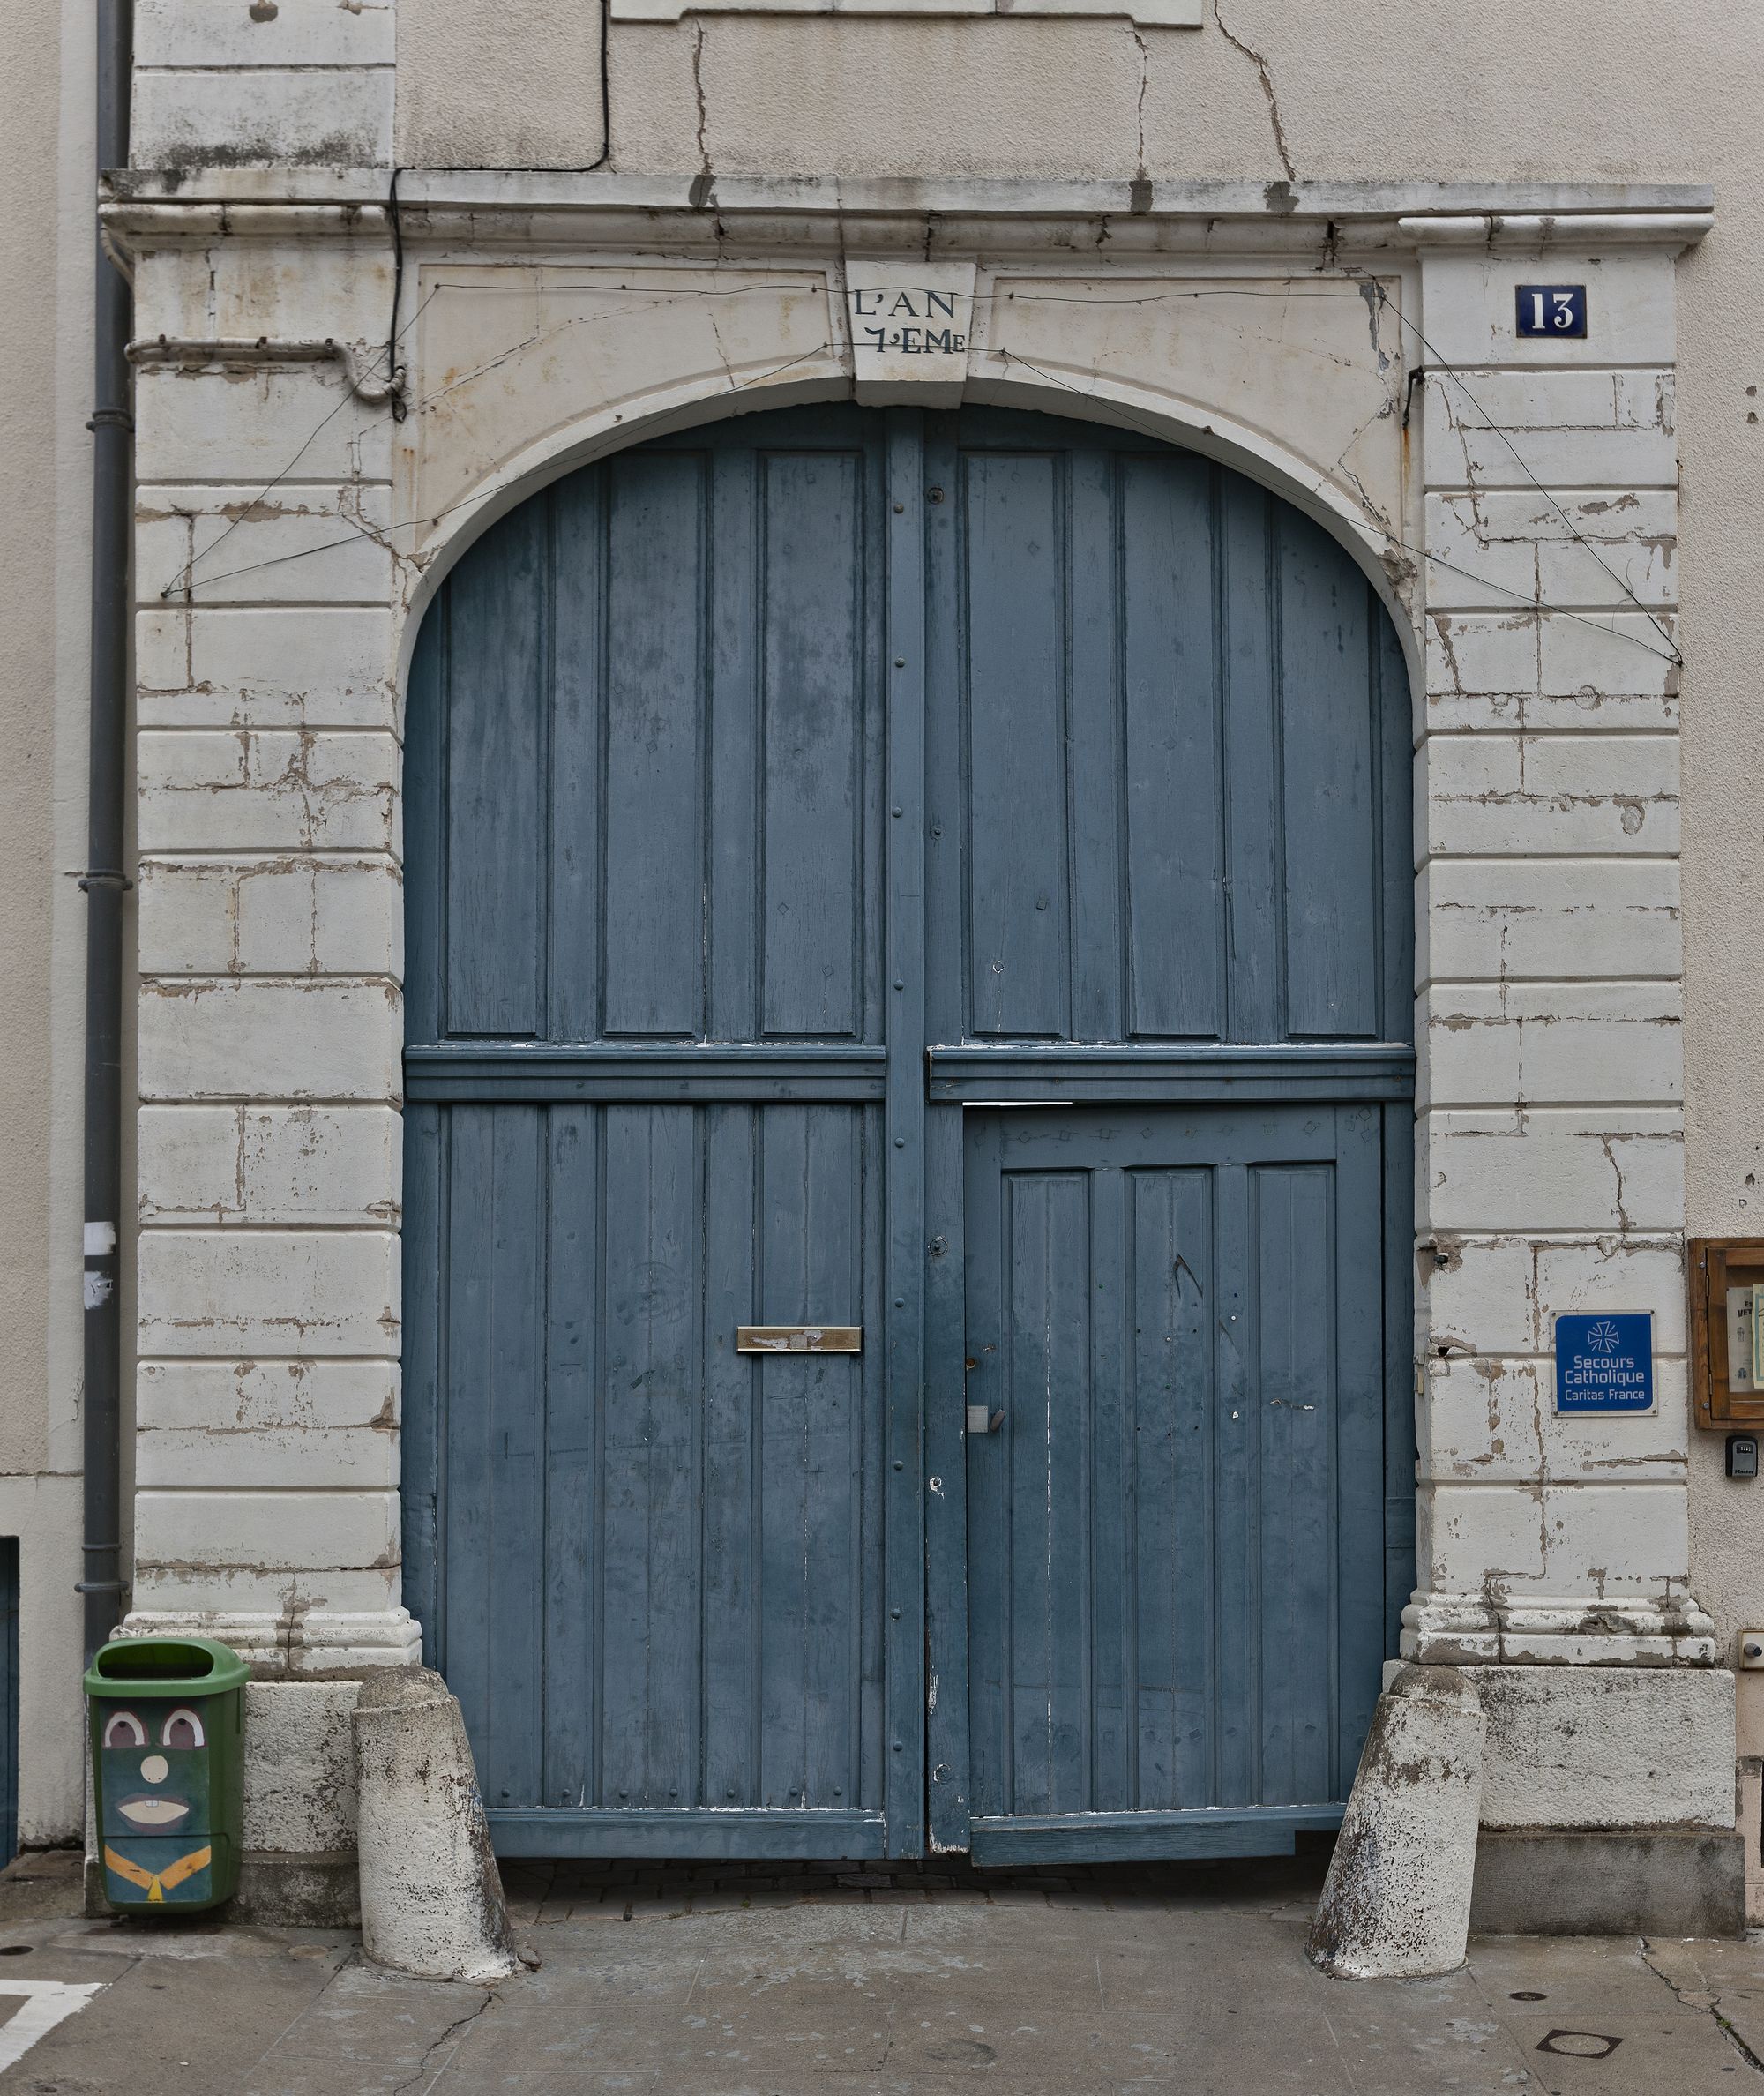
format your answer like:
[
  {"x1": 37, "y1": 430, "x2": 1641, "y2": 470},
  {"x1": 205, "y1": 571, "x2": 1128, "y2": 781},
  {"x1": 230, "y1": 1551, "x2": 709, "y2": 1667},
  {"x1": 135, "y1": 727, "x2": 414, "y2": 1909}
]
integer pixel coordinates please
[{"x1": 961, "y1": 1104, "x2": 1389, "y2": 1860}]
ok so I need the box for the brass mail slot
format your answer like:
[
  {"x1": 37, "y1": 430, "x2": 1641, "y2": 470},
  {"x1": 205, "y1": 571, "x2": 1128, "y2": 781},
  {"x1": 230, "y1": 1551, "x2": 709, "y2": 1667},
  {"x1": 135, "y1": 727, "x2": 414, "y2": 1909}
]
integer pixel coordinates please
[{"x1": 736, "y1": 1325, "x2": 863, "y2": 1354}]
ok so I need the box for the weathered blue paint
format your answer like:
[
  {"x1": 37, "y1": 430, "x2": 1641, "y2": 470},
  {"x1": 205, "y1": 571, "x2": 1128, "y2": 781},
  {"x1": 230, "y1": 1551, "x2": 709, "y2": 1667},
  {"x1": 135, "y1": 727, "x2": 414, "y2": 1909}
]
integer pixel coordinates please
[
  {"x1": 962, "y1": 1106, "x2": 1388, "y2": 1851},
  {"x1": 402, "y1": 403, "x2": 1413, "y2": 1860}
]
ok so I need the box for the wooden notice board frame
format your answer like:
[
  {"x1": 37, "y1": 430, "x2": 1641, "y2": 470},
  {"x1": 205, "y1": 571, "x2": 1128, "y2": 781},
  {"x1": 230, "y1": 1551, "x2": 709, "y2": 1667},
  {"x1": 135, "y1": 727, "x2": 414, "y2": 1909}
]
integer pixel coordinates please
[{"x1": 1688, "y1": 1238, "x2": 1764, "y2": 1428}]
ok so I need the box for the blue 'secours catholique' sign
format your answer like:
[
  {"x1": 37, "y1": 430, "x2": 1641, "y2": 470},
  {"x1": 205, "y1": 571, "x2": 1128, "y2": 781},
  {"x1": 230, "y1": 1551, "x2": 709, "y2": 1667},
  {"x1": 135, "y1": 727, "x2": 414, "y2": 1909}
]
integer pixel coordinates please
[{"x1": 1553, "y1": 1312, "x2": 1655, "y2": 1414}]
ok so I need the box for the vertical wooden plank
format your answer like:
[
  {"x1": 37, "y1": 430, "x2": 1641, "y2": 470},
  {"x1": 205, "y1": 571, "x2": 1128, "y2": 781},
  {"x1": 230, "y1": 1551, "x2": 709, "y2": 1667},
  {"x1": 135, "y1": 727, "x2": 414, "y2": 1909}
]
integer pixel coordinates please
[
  {"x1": 1280, "y1": 514, "x2": 1378, "y2": 1039},
  {"x1": 754, "y1": 1104, "x2": 864, "y2": 1809},
  {"x1": 804, "y1": 1110, "x2": 863, "y2": 1805},
  {"x1": 757, "y1": 1105, "x2": 810, "y2": 1807},
  {"x1": 542, "y1": 1104, "x2": 600, "y2": 1809},
  {"x1": 548, "y1": 469, "x2": 606, "y2": 1044},
  {"x1": 962, "y1": 446, "x2": 1069, "y2": 1038},
  {"x1": 707, "y1": 446, "x2": 759, "y2": 1046},
  {"x1": 440, "y1": 1105, "x2": 495, "y2": 1778},
  {"x1": 923, "y1": 412, "x2": 973, "y2": 1850},
  {"x1": 923, "y1": 414, "x2": 965, "y2": 1050},
  {"x1": 486, "y1": 1109, "x2": 548, "y2": 1813},
  {"x1": 761, "y1": 451, "x2": 866, "y2": 1038},
  {"x1": 962, "y1": 1113, "x2": 1007, "y2": 1818},
  {"x1": 1334, "y1": 1104, "x2": 1390, "y2": 1797},
  {"x1": 598, "y1": 1105, "x2": 700, "y2": 1806},
  {"x1": 1381, "y1": 1103, "x2": 1419, "y2": 1670},
  {"x1": 1220, "y1": 478, "x2": 1283, "y2": 1044},
  {"x1": 443, "y1": 505, "x2": 547, "y2": 1038},
  {"x1": 1005, "y1": 1165, "x2": 1094, "y2": 1814},
  {"x1": 400, "y1": 607, "x2": 446, "y2": 1047},
  {"x1": 1252, "y1": 1157, "x2": 1336, "y2": 1808},
  {"x1": 1066, "y1": 445, "x2": 1124, "y2": 1042},
  {"x1": 856, "y1": 1101, "x2": 889, "y2": 1818},
  {"x1": 399, "y1": 1104, "x2": 445, "y2": 1664},
  {"x1": 1086, "y1": 1164, "x2": 1130, "y2": 1808},
  {"x1": 1129, "y1": 1164, "x2": 1215, "y2": 1811},
  {"x1": 1377, "y1": 609, "x2": 1416, "y2": 1047},
  {"x1": 702, "y1": 1104, "x2": 759, "y2": 1808},
  {"x1": 1210, "y1": 1155, "x2": 1257, "y2": 1806},
  {"x1": 882, "y1": 409, "x2": 927, "y2": 1854},
  {"x1": 1123, "y1": 454, "x2": 1226, "y2": 1040},
  {"x1": 602, "y1": 453, "x2": 706, "y2": 1037},
  {"x1": 923, "y1": 1097, "x2": 971, "y2": 1849}
]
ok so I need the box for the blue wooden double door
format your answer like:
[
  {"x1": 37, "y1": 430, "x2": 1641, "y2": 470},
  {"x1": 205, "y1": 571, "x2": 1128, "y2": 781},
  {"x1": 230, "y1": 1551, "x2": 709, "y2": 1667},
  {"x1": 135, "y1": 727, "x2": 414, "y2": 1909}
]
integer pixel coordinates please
[{"x1": 402, "y1": 404, "x2": 1414, "y2": 1864}]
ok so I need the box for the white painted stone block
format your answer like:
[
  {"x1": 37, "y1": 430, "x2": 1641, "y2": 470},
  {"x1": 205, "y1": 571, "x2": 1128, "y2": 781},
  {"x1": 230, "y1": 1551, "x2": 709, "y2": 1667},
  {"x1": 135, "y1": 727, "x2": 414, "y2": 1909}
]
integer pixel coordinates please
[
  {"x1": 1426, "y1": 610, "x2": 1680, "y2": 700},
  {"x1": 1470, "y1": 1666, "x2": 1734, "y2": 1831},
  {"x1": 1423, "y1": 366, "x2": 1677, "y2": 491},
  {"x1": 1416, "y1": 859, "x2": 1679, "y2": 985},
  {"x1": 1538, "y1": 610, "x2": 1682, "y2": 698},
  {"x1": 1424, "y1": 682, "x2": 1676, "y2": 738},
  {"x1": 138, "y1": 484, "x2": 393, "y2": 609},
  {"x1": 136, "y1": 1228, "x2": 400, "y2": 1357},
  {"x1": 1424, "y1": 733, "x2": 1678, "y2": 856},
  {"x1": 133, "y1": 1487, "x2": 400, "y2": 1572},
  {"x1": 1426, "y1": 490, "x2": 1677, "y2": 613},
  {"x1": 138, "y1": 856, "x2": 404, "y2": 979},
  {"x1": 138, "y1": 1357, "x2": 398, "y2": 1434},
  {"x1": 138, "y1": 730, "x2": 399, "y2": 852},
  {"x1": 134, "y1": 365, "x2": 393, "y2": 488},
  {"x1": 1417, "y1": 980, "x2": 1681, "y2": 1110},
  {"x1": 1416, "y1": 1353, "x2": 1686, "y2": 1485},
  {"x1": 138, "y1": 1422, "x2": 398, "y2": 1492},
  {"x1": 139, "y1": 978, "x2": 401, "y2": 1102},
  {"x1": 1416, "y1": 251, "x2": 1678, "y2": 370},
  {"x1": 138, "y1": 1104, "x2": 401, "y2": 1225},
  {"x1": 1421, "y1": 1107, "x2": 1684, "y2": 1236},
  {"x1": 128, "y1": 1562, "x2": 400, "y2": 1616},
  {"x1": 138, "y1": 607, "x2": 396, "y2": 731},
  {"x1": 242, "y1": 1681, "x2": 363, "y2": 1855},
  {"x1": 138, "y1": 1359, "x2": 399, "y2": 1490},
  {"x1": 1423, "y1": 1236, "x2": 1687, "y2": 1356},
  {"x1": 131, "y1": 243, "x2": 396, "y2": 372},
  {"x1": 137, "y1": 0, "x2": 394, "y2": 67},
  {"x1": 1420, "y1": 1479, "x2": 1691, "y2": 1594},
  {"x1": 131, "y1": 64, "x2": 392, "y2": 172}
]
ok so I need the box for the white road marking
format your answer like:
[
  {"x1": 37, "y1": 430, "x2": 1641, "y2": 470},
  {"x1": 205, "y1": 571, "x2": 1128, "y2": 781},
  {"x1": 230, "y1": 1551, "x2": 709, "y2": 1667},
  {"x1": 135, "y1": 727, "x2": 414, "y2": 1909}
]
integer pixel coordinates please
[{"x1": 0, "y1": 1979, "x2": 107, "y2": 2073}]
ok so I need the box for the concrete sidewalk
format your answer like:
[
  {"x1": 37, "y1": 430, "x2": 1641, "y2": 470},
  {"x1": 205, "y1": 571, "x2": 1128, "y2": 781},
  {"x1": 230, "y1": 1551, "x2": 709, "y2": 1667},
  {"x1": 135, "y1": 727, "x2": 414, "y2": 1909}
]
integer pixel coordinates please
[{"x1": 2, "y1": 1850, "x2": 1762, "y2": 2093}]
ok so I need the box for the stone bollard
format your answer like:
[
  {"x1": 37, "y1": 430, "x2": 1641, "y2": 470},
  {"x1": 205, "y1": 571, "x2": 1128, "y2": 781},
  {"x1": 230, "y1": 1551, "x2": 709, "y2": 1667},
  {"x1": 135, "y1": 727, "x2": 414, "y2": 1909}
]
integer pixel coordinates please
[
  {"x1": 1307, "y1": 1664, "x2": 1485, "y2": 1981},
  {"x1": 352, "y1": 1666, "x2": 519, "y2": 1983}
]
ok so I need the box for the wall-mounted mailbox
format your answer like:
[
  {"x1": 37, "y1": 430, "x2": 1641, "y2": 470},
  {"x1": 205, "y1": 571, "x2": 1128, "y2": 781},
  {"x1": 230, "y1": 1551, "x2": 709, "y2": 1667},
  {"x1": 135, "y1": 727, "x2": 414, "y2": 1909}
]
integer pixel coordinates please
[
  {"x1": 1688, "y1": 1239, "x2": 1764, "y2": 1429},
  {"x1": 736, "y1": 1326, "x2": 862, "y2": 1354}
]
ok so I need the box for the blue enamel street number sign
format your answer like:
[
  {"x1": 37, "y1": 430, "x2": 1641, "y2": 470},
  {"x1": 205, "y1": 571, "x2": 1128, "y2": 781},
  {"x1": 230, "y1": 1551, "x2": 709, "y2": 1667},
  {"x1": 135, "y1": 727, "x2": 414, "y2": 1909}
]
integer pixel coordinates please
[
  {"x1": 1517, "y1": 285, "x2": 1588, "y2": 338},
  {"x1": 1554, "y1": 1312, "x2": 1654, "y2": 1414}
]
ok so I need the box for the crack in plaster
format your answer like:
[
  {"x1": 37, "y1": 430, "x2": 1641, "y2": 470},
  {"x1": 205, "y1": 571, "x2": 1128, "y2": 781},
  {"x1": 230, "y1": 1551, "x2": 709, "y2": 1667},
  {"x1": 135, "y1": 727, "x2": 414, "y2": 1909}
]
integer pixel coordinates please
[{"x1": 1212, "y1": 0, "x2": 1295, "y2": 183}]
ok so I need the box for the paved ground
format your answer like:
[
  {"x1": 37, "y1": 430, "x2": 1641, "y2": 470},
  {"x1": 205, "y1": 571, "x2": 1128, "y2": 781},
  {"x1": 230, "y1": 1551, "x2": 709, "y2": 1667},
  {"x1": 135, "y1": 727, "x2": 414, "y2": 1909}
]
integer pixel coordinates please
[{"x1": 1, "y1": 1848, "x2": 1762, "y2": 2093}]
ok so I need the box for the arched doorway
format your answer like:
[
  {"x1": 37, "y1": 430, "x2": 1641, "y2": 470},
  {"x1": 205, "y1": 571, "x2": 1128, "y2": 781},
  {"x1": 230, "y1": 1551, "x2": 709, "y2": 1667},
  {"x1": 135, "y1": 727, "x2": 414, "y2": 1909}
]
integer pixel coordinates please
[{"x1": 401, "y1": 403, "x2": 1415, "y2": 1863}]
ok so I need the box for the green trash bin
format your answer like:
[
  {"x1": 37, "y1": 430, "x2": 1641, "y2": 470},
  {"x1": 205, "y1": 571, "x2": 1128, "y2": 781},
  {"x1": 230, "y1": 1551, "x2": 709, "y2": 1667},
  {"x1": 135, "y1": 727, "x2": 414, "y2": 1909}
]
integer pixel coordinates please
[{"x1": 85, "y1": 1636, "x2": 247, "y2": 1913}]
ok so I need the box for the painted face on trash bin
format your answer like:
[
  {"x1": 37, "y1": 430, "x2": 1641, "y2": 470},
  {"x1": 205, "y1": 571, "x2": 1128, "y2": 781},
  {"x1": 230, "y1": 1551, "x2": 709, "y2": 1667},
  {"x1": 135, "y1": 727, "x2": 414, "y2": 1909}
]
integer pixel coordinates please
[{"x1": 97, "y1": 1703, "x2": 215, "y2": 1905}]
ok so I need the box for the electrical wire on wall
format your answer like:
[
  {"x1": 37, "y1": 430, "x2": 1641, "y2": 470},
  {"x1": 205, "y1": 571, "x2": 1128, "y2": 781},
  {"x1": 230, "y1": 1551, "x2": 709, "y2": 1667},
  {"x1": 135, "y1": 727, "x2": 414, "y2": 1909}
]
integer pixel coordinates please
[
  {"x1": 384, "y1": 0, "x2": 616, "y2": 415},
  {"x1": 142, "y1": 273, "x2": 1686, "y2": 673}
]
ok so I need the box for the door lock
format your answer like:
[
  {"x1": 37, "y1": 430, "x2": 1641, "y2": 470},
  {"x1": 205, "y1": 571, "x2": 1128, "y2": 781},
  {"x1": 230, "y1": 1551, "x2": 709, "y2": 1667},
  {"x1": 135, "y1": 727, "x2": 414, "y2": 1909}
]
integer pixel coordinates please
[{"x1": 966, "y1": 1405, "x2": 1005, "y2": 1434}]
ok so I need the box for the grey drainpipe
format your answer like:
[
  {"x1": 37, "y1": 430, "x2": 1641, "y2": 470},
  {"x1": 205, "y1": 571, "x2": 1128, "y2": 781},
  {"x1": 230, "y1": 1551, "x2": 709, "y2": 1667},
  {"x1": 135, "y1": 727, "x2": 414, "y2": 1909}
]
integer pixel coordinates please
[{"x1": 79, "y1": 0, "x2": 133, "y2": 1660}]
